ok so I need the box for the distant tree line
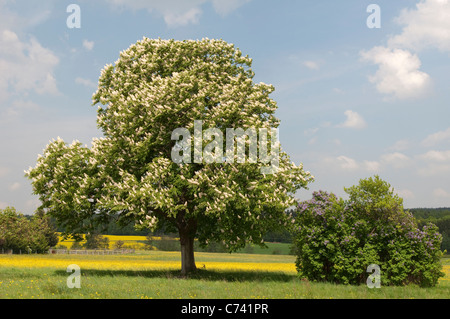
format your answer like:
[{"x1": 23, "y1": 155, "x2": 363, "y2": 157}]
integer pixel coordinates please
[{"x1": 410, "y1": 208, "x2": 450, "y2": 252}]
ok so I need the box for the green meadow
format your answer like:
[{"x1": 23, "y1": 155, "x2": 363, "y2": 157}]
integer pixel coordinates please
[{"x1": 1, "y1": 251, "x2": 449, "y2": 299}]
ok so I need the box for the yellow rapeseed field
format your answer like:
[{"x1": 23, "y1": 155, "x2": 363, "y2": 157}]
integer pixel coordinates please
[
  {"x1": 57, "y1": 234, "x2": 156, "y2": 250},
  {"x1": 1, "y1": 252, "x2": 449, "y2": 279},
  {"x1": 0, "y1": 252, "x2": 297, "y2": 274}
]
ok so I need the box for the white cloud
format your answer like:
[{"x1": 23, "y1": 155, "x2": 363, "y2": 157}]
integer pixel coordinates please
[
  {"x1": 308, "y1": 136, "x2": 317, "y2": 145},
  {"x1": 104, "y1": 0, "x2": 250, "y2": 27},
  {"x1": 303, "y1": 60, "x2": 320, "y2": 70},
  {"x1": 380, "y1": 152, "x2": 411, "y2": 168},
  {"x1": 105, "y1": 0, "x2": 204, "y2": 27},
  {"x1": 303, "y1": 122, "x2": 331, "y2": 138},
  {"x1": 396, "y1": 189, "x2": 415, "y2": 200},
  {"x1": 336, "y1": 155, "x2": 359, "y2": 171},
  {"x1": 164, "y1": 7, "x2": 202, "y2": 27},
  {"x1": 336, "y1": 157, "x2": 380, "y2": 172},
  {"x1": 419, "y1": 150, "x2": 450, "y2": 162},
  {"x1": 211, "y1": 0, "x2": 251, "y2": 16},
  {"x1": 75, "y1": 77, "x2": 97, "y2": 89},
  {"x1": 0, "y1": 29, "x2": 59, "y2": 100},
  {"x1": 417, "y1": 150, "x2": 450, "y2": 176},
  {"x1": 336, "y1": 110, "x2": 367, "y2": 129},
  {"x1": 321, "y1": 156, "x2": 382, "y2": 174},
  {"x1": 9, "y1": 182, "x2": 20, "y2": 191},
  {"x1": 387, "y1": 139, "x2": 411, "y2": 152},
  {"x1": 83, "y1": 39, "x2": 95, "y2": 51},
  {"x1": 388, "y1": 0, "x2": 450, "y2": 52},
  {"x1": 304, "y1": 127, "x2": 319, "y2": 136},
  {"x1": 363, "y1": 160, "x2": 381, "y2": 172},
  {"x1": 418, "y1": 163, "x2": 450, "y2": 176},
  {"x1": 360, "y1": 46, "x2": 431, "y2": 100},
  {"x1": 433, "y1": 188, "x2": 450, "y2": 198},
  {"x1": 360, "y1": 0, "x2": 450, "y2": 100},
  {"x1": 1, "y1": 99, "x2": 40, "y2": 121},
  {"x1": 0, "y1": 1, "x2": 52, "y2": 32},
  {"x1": 421, "y1": 127, "x2": 450, "y2": 147}
]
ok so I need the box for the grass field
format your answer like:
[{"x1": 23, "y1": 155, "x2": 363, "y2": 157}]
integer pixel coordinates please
[{"x1": 0, "y1": 251, "x2": 449, "y2": 299}]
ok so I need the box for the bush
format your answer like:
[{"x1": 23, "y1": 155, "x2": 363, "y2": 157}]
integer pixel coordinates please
[{"x1": 292, "y1": 176, "x2": 445, "y2": 287}]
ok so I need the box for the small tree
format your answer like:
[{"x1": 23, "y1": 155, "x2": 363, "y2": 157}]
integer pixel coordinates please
[
  {"x1": 26, "y1": 38, "x2": 313, "y2": 275},
  {"x1": 114, "y1": 240, "x2": 125, "y2": 250},
  {"x1": 292, "y1": 176, "x2": 444, "y2": 287},
  {"x1": 31, "y1": 210, "x2": 59, "y2": 251},
  {"x1": 83, "y1": 233, "x2": 109, "y2": 249}
]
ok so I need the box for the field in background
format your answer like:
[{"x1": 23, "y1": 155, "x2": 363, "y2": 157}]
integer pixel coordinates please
[
  {"x1": 57, "y1": 234, "x2": 152, "y2": 250},
  {"x1": 0, "y1": 251, "x2": 449, "y2": 299},
  {"x1": 56, "y1": 234, "x2": 293, "y2": 255}
]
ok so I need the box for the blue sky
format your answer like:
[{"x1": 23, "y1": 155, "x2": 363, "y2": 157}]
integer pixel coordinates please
[{"x1": 1, "y1": 0, "x2": 450, "y2": 214}]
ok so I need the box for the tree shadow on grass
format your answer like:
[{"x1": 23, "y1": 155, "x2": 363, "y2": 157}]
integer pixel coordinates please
[{"x1": 54, "y1": 268, "x2": 296, "y2": 283}]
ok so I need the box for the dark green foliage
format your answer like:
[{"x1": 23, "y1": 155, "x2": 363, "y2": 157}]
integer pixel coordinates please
[
  {"x1": 292, "y1": 176, "x2": 445, "y2": 287},
  {"x1": 195, "y1": 240, "x2": 228, "y2": 253},
  {"x1": 114, "y1": 240, "x2": 125, "y2": 249},
  {"x1": 152, "y1": 235, "x2": 180, "y2": 251},
  {"x1": 70, "y1": 241, "x2": 83, "y2": 250},
  {"x1": 412, "y1": 208, "x2": 450, "y2": 252},
  {"x1": 0, "y1": 207, "x2": 59, "y2": 253},
  {"x1": 409, "y1": 207, "x2": 450, "y2": 220},
  {"x1": 83, "y1": 232, "x2": 110, "y2": 249}
]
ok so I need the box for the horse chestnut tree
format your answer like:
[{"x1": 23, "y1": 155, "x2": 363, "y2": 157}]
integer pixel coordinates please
[{"x1": 26, "y1": 38, "x2": 313, "y2": 275}]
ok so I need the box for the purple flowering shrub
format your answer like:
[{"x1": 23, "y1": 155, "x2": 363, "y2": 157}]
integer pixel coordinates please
[{"x1": 292, "y1": 176, "x2": 444, "y2": 287}]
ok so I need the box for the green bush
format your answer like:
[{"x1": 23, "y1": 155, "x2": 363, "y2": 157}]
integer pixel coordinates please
[{"x1": 292, "y1": 176, "x2": 445, "y2": 287}]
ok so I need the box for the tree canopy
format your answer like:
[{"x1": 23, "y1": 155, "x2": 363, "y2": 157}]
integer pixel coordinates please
[{"x1": 26, "y1": 38, "x2": 313, "y2": 274}]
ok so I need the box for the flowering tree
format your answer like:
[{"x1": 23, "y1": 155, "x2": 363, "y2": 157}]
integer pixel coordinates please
[
  {"x1": 292, "y1": 176, "x2": 444, "y2": 287},
  {"x1": 26, "y1": 38, "x2": 313, "y2": 275}
]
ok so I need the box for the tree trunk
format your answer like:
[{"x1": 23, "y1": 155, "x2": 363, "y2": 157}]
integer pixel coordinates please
[{"x1": 178, "y1": 220, "x2": 197, "y2": 276}]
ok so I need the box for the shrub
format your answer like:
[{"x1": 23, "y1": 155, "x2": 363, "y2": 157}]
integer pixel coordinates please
[{"x1": 292, "y1": 176, "x2": 445, "y2": 287}]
